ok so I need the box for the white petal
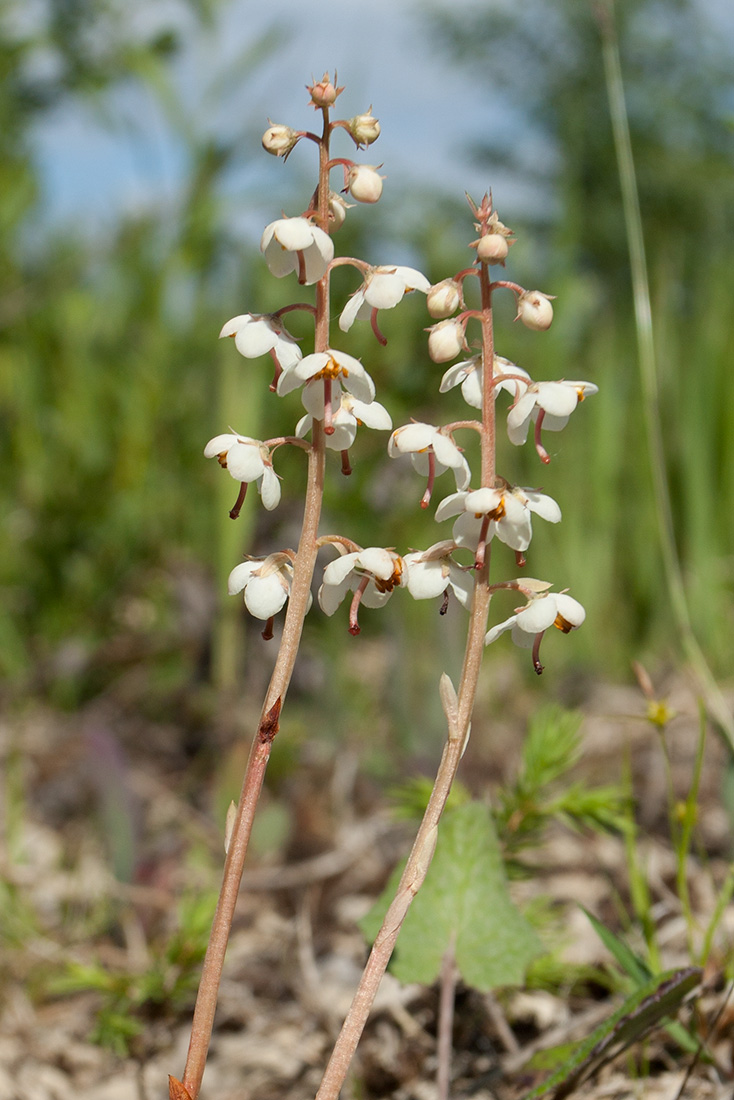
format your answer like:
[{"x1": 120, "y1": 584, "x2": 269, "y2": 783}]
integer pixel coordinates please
[
  {"x1": 465, "y1": 487, "x2": 501, "y2": 514},
  {"x1": 219, "y1": 315, "x2": 251, "y2": 339},
  {"x1": 392, "y1": 266, "x2": 430, "y2": 292},
  {"x1": 226, "y1": 441, "x2": 265, "y2": 482},
  {"x1": 392, "y1": 422, "x2": 436, "y2": 453},
  {"x1": 301, "y1": 232, "x2": 334, "y2": 284},
  {"x1": 525, "y1": 490, "x2": 562, "y2": 523},
  {"x1": 259, "y1": 466, "x2": 281, "y2": 510},
  {"x1": 460, "y1": 372, "x2": 484, "y2": 409},
  {"x1": 435, "y1": 491, "x2": 468, "y2": 522},
  {"x1": 493, "y1": 510, "x2": 531, "y2": 551},
  {"x1": 358, "y1": 546, "x2": 396, "y2": 579},
  {"x1": 556, "y1": 594, "x2": 586, "y2": 627},
  {"x1": 361, "y1": 585, "x2": 393, "y2": 609},
  {"x1": 404, "y1": 557, "x2": 450, "y2": 600},
  {"x1": 270, "y1": 217, "x2": 314, "y2": 251},
  {"x1": 536, "y1": 382, "x2": 580, "y2": 418},
  {"x1": 318, "y1": 574, "x2": 354, "y2": 616},
  {"x1": 295, "y1": 414, "x2": 311, "y2": 438},
  {"x1": 228, "y1": 560, "x2": 260, "y2": 595},
  {"x1": 245, "y1": 573, "x2": 288, "y2": 618},
  {"x1": 273, "y1": 334, "x2": 302, "y2": 370},
  {"x1": 204, "y1": 433, "x2": 238, "y2": 458},
  {"x1": 323, "y1": 552, "x2": 360, "y2": 587},
  {"x1": 506, "y1": 393, "x2": 536, "y2": 444},
  {"x1": 431, "y1": 433, "x2": 465, "y2": 469},
  {"x1": 339, "y1": 288, "x2": 367, "y2": 332},
  {"x1": 516, "y1": 597, "x2": 559, "y2": 633},
  {"x1": 452, "y1": 512, "x2": 485, "y2": 550},
  {"x1": 447, "y1": 565, "x2": 474, "y2": 608},
  {"x1": 364, "y1": 272, "x2": 405, "y2": 309},
  {"x1": 324, "y1": 418, "x2": 357, "y2": 451},
  {"x1": 234, "y1": 325, "x2": 277, "y2": 359},
  {"x1": 338, "y1": 360, "x2": 375, "y2": 403},
  {"x1": 263, "y1": 240, "x2": 297, "y2": 278},
  {"x1": 485, "y1": 614, "x2": 519, "y2": 645},
  {"x1": 452, "y1": 455, "x2": 472, "y2": 490},
  {"x1": 351, "y1": 399, "x2": 392, "y2": 430}
]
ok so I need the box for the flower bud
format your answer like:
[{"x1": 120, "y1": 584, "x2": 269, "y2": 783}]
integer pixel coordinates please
[
  {"x1": 261, "y1": 123, "x2": 299, "y2": 157},
  {"x1": 307, "y1": 72, "x2": 343, "y2": 109},
  {"x1": 474, "y1": 233, "x2": 510, "y2": 265},
  {"x1": 427, "y1": 319, "x2": 466, "y2": 363},
  {"x1": 516, "y1": 290, "x2": 555, "y2": 331},
  {"x1": 328, "y1": 191, "x2": 353, "y2": 231},
  {"x1": 426, "y1": 279, "x2": 461, "y2": 319},
  {"x1": 347, "y1": 164, "x2": 384, "y2": 204},
  {"x1": 348, "y1": 109, "x2": 381, "y2": 146}
]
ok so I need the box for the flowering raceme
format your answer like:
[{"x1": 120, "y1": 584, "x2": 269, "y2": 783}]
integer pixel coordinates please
[{"x1": 181, "y1": 77, "x2": 600, "y2": 1100}]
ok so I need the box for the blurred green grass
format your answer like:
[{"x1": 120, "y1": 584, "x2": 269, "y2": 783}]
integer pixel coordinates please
[{"x1": 2, "y1": 0, "x2": 733, "y2": 713}]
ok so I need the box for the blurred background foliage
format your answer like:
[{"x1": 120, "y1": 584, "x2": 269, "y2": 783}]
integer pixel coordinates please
[{"x1": 1, "y1": 0, "x2": 733, "y2": 730}]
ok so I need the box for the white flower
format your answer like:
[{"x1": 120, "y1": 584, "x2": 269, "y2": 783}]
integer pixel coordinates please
[
  {"x1": 261, "y1": 123, "x2": 299, "y2": 157},
  {"x1": 296, "y1": 386, "x2": 392, "y2": 451},
  {"x1": 427, "y1": 319, "x2": 467, "y2": 363},
  {"x1": 328, "y1": 191, "x2": 353, "y2": 230},
  {"x1": 516, "y1": 290, "x2": 555, "y2": 330},
  {"x1": 388, "y1": 422, "x2": 471, "y2": 500},
  {"x1": 219, "y1": 313, "x2": 302, "y2": 371},
  {"x1": 347, "y1": 110, "x2": 381, "y2": 146},
  {"x1": 426, "y1": 279, "x2": 461, "y2": 319},
  {"x1": 346, "y1": 164, "x2": 384, "y2": 203},
  {"x1": 440, "y1": 355, "x2": 530, "y2": 410},
  {"x1": 277, "y1": 349, "x2": 375, "y2": 404},
  {"x1": 204, "y1": 433, "x2": 280, "y2": 511},
  {"x1": 260, "y1": 217, "x2": 334, "y2": 285},
  {"x1": 484, "y1": 587, "x2": 586, "y2": 673},
  {"x1": 507, "y1": 380, "x2": 599, "y2": 449},
  {"x1": 318, "y1": 547, "x2": 404, "y2": 634},
  {"x1": 402, "y1": 541, "x2": 474, "y2": 608},
  {"x1": 228, "y1": 553, "x2": 304, "y2": 620},
  {"x1": 339, "y1": 265, "x2": 430, "y2": 333},
  {"x1": 435, "y1": 483, "x2": 561, "y2": 553}
]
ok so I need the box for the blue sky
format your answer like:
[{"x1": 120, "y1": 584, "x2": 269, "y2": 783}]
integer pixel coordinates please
[
  {"x1": 30, "y1": 0, "x2": 518, "y2": 233},
  {"x1": 28, "y1": 0, "x2": 733, "y2": 235}
]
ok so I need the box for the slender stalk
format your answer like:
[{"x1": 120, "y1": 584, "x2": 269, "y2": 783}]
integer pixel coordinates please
[
  {"x1": 315, "y1": 248, "x2": 497, "y2": 1100},
  {"x1": 436, "y1": 942, "x2": 458, "y2": 1100},
  {"x1": 179, "y1": 107, "x2": 333, "y2": 1100},
  {"x1": 597, "y1": 0, "x2": 734, "y2": 751}
]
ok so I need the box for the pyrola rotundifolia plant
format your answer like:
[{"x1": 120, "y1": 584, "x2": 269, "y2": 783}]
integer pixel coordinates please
[{"x1": 169, "y1": 72, "x2": 597, "y2": 1100}]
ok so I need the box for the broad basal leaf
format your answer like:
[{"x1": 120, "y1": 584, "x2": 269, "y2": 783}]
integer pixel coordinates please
[{"x1": 361, "y1": 801, "x2": 543, "y2": 989}]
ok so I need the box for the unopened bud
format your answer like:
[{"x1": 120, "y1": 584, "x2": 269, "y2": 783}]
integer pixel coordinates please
[
  {"x1": 427, "y1": 318, "x2": 466, "y2": 363},
  {"x1": 426, "y1": 279, "x2": 461, "y2": 319},
  {"x1": 474, "y1": 233, "x2": 511, "y2": 265},
  {"x1": 348, "y1": 109, "x2": 381, "y2": 146},
  {"x1": 516, "y1": 290, "x2": 555, "y2": 331},
  {"x1": 307, "y1": 72, "x2": 343, "y2": 109},
  {"x1": 328, "y1": 191, "x2": 353, "y2": 231},
  {"x1": 347, "y1": 164, "x2": 384, "y2": 204},
  {"x1": 262, "y1": 123, "x2": 299, "y2": 157}
]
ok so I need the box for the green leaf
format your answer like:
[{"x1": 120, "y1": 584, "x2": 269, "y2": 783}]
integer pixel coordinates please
[
  {"x1": 361, "y1": 801, "x2": 543, "y2": 990},
  {"x1": 522, "y1": 967, "x2": 701, "y2": 1100},
  {"x1": 580, "y1": 907, "x2": 651, "y2": 986}
]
